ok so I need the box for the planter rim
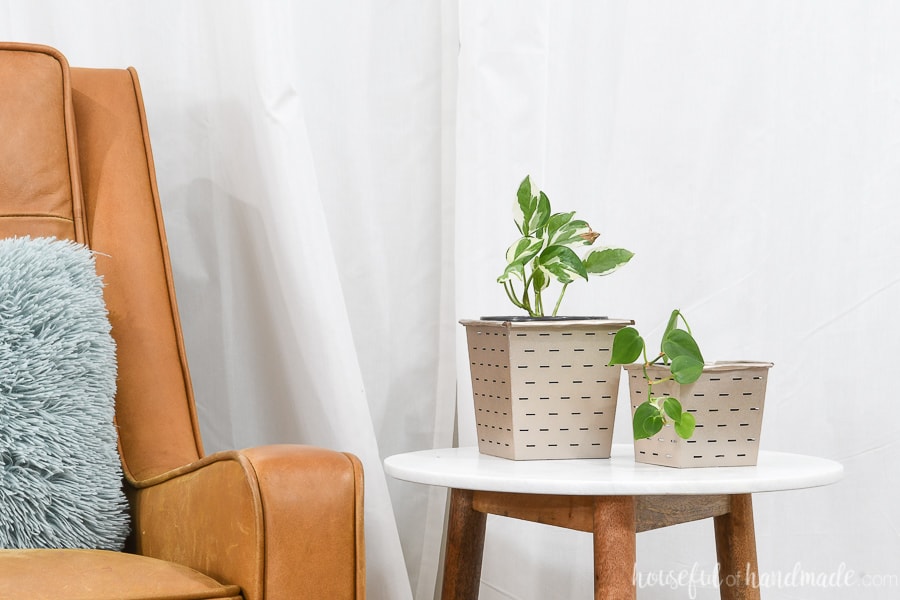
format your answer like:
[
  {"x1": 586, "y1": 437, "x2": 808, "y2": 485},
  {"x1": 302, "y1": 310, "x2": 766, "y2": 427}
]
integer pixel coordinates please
[
  {"x1": 623, "y1": 360, "x2": 774, "y2": 372},
  {"x1": 460, "y1": 316, "x2": 633, "y2": 328}
]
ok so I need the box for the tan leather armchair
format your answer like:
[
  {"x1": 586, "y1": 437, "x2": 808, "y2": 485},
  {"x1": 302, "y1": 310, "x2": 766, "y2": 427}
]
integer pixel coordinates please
[{"x1": 0, "y1": 42, "x2": 365, "y2": 600}]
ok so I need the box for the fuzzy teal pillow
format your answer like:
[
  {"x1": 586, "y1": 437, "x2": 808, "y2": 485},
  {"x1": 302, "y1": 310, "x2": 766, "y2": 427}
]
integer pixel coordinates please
[{"x1": 0, "y1": 236, "x2": 129, "y2": 550}]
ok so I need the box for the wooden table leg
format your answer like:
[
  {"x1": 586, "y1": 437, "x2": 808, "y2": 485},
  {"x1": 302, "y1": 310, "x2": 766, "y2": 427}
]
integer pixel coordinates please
[
  {"x1": 593, "y1": 496, "x2": 637, "y2": 600},
  {"x1": 714, "y1": 494, "x2": 761, "y2": 600},
  {"x1": 442, "y1": 488, "x2": 487, "y2": 600}
]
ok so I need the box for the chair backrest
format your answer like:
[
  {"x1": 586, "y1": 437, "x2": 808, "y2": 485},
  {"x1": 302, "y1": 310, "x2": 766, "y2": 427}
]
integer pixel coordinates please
[
  {"x1": 0, "y1": 44, "x2": 84, "y2": 241},
  {"x1": 0, "y1": 42, "x2": 204, "y2": 483}
]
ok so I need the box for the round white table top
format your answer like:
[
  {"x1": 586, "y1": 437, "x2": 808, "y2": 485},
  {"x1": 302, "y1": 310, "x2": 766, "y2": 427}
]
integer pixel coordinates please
[{"x1": 383, "y1": 445, "x2": 843, "y2": 496}]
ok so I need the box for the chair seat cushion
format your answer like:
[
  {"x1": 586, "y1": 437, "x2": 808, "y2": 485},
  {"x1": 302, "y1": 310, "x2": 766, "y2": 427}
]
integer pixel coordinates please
[{"x1": 0, "y1": 549, "x2": 243, "y2": 599}]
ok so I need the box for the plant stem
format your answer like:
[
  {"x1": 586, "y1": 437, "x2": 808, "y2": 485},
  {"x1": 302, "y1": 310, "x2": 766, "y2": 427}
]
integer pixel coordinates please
[
  {"x1": 649, "y1": 352, "x2": 666, "y2": 365},
  {"x1": 642, "y1": 354, "x2": 674, "y2": 390},
  {"x1": 522, "y1": 269, "x2": 537, "y2": 316},
  {"x1": 677, "y1": 310, "x2": 693, "y2": 336},
  {"x1": 504, "y1": 281, "x2": 529, "y2": 313},
  {"x1": 530, "y1": 266, "x2": 544, "y2": 316},
  {"x1": 551, "y1": 283, "x2": 569, "y2": 317},
  {"x1": 641, "y1": 347, "x2": 653, "y2": 403}
]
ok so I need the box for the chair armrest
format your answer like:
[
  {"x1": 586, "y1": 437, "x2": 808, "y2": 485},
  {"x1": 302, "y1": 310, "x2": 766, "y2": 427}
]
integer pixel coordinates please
[{"x1": 128, "y1": 445, "x2": 365, "y2": 600}]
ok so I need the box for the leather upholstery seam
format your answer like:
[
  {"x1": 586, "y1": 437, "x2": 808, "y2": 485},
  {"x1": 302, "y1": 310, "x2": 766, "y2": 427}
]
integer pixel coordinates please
[{"x1": 0, "y1": 213, "x2": 75, "y2": 222}]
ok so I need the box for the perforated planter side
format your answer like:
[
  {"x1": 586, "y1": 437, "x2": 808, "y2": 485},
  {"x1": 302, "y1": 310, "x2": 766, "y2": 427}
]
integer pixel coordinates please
[
  {"x1": 461, "y1": 318, "x2": 632, "y2": 460},
  {"x1": 624, "y1": 361, "x2": 774, "y2": 467}
]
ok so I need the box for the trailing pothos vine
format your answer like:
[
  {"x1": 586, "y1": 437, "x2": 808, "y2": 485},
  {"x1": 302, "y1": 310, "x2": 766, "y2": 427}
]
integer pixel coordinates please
[{"x1": 608, "y1": 309, "x2": 705, "y2": 440}]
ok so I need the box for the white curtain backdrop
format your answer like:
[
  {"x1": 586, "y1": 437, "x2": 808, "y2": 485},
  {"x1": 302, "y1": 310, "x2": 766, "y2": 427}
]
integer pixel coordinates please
[
  {"x1": 455, "y1": 3, "x2": 900, "y2": 599},
  {"x1": 3, "y1": 1, "x2": 900, "y2": 599}
]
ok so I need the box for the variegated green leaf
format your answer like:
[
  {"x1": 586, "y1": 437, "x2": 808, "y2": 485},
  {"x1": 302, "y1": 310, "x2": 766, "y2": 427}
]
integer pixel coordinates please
[
  {"x1": 513, "y1": 176, "x2": 534, "y2": 235},
  {"x1": 550, "y1": 217, "x2": 593, "y2": 247},
  {"x1": 513, "y1": 177, "x2": 552, "y2": 236},
  {"x1": 498, "y1": 237, "x2": 544, "y2": 283},
  {"x1": 546, "y1": 211, "x2": 575, "y2": 239},
  {"x1": 533, "y1": 192, "x2": 551, "y2": 233},
  {"x1": 497, "y1": 261, "x2": 525, "y2": 283},
  {"x1": 538, "y1": 264, "x2": 572, "y2": 284},
  {"x1": 547, "y1": 212, "x2": 575, "y2": 244},
  {"x1": 537, "y1": 245, "x2": 588, "y2": 284},
  {"x1": 504, "y1": 237, "x2": 544, "y2": 266},
  {"x1": 583, "y1": 247, "x2": 635, "y2": 276},
  {"x1": 532, "y1": 266, "x2": 549, "y2": 291}
]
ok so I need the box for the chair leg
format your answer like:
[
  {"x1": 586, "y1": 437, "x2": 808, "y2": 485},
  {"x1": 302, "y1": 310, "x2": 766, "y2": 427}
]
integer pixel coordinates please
[
  {"x1": 714, "y1": 494, "x2": 761, "y2": 600},
  {"x1": 593, "y1": 496, "x2": 637, "y2": 600},
  {"x1": 441, "y1": 488, "x2": 487, "y2": 600}
]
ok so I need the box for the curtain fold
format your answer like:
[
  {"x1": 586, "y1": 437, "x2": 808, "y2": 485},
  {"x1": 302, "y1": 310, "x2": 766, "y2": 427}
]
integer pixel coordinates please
[{"x1": 1, "y1": 2, "x2": 453, "y2": 598}]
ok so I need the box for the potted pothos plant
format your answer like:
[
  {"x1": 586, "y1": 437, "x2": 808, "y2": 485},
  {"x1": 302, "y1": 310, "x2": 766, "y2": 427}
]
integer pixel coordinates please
[
  {"x1": 497, "y1": 175, "x2": 634, "y2": 317},
  {"x1": 460, "y1": 175, "x2": 634, "y2": 461},
  {"x1": 608, "y1": 309, "x2": 773, "y2": 468}
]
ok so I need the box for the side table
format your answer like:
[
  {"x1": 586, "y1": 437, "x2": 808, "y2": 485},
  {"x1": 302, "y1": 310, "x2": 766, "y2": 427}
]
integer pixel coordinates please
[{"x1": 384, "y1": 445, "x2": 842, "y2": 600}]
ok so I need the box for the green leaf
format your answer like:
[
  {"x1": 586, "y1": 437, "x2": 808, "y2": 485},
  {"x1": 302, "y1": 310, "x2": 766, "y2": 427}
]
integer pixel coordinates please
[
  {"x1": 633, "y1": 402, "x2": 664, "y2": 439},
  {"x1": 513, "y1": 177, "x2": 551, "y2": 235},
  {"x1": 541, "y1": 264, "x2": 573, "y2": 284},
  {"x1": 670, "y1": 354, "x2": 704, "y2": 384},
  {"x1": 674, "y1": 411, "x2": 696, "y2": 439},
  {"x1": 546, "y1": 212, "x2": 575, "y2": 240},
  {"x1": 514, "y1": 176, "x2": 535, "y2": 235},
  {"x1": 537, "y1": 245, "x2": 588, "y2": 284},
  {"x1": 608, "y1": 327, "x2": 644, "y2": 365},
  {"x1": 663, "y1": 309, "x2": 682, "y2": 340},
  {"x1": 497, "y1": 261, "x2": 525, "y2": 284},
  {"x1": 532, "y1": 265, "x2": 549, "y2": 291},
  {"x1": 549, "y1": 216, "x2": 592, "y2": 247},
  {"x1": 583, "y1": 248, "x2": 635, "y2": 276},
  {"x1": 498, "y1": 236, "x2": 546, "y2": 284},
  {"x1": 661, "y1": 328, "x2": 704, "y2": 364},
  {"x1": 504, "y1": 237, "x2": 544, "y2": 266},
  {"x1": 662, "y1": 397, "x2": 683, "y2": 421},
  {"x1": 534, "y1": 191, "x2": 551, "y2": 232}
]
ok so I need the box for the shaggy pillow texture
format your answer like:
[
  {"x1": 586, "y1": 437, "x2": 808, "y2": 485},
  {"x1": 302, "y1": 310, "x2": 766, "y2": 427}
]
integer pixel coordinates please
[{"x1": 0, "y1": 236, "x2": 129, "y2": 550}]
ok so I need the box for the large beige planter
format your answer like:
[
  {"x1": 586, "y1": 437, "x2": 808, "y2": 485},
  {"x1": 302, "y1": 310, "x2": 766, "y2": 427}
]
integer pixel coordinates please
[
  {"x1": 624, "y1": 361, "x2": 774, "y2": 467},
  {"x1": 461, "y1": 318, "x2": 632, "y2": 460}
]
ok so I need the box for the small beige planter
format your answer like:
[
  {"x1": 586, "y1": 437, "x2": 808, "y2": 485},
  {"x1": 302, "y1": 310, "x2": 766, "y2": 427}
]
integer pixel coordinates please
[
  {"x1": 624, "y1": 361, "x2": 774, "y2": 468},
  {"x1": 461, "y1": 317, "x2": 632, "y2": 460}
]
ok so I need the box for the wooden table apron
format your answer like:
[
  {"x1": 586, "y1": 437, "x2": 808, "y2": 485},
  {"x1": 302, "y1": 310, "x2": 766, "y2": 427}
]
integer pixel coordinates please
[{"x1": 384, "y1": 446, "x2": 843, "y2": 600}]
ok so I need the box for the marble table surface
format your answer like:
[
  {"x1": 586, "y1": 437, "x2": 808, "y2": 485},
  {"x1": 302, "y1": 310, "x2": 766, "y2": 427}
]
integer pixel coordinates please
[{"x1": 384, "y1": 445, "x2": 844, "y2": 496}]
